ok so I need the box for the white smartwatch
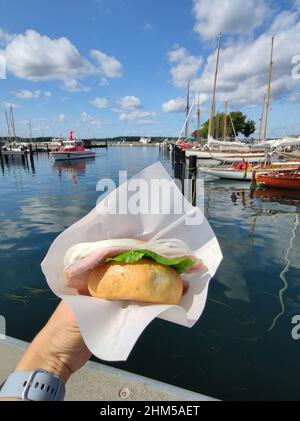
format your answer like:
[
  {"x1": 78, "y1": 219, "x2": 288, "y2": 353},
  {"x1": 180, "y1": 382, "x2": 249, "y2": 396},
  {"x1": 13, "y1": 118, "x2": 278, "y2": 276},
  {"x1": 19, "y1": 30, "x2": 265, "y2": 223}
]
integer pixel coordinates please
[{"x1": 0, "y1": 369, "x2": 66, "y2": 401}]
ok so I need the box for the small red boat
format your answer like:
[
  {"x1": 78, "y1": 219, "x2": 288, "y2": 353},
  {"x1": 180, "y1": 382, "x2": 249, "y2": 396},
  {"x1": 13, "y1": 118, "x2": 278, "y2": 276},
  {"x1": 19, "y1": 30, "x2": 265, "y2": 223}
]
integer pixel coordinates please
[{"x1": 256, "y1": 170, "x2": 300, "y2": 190}]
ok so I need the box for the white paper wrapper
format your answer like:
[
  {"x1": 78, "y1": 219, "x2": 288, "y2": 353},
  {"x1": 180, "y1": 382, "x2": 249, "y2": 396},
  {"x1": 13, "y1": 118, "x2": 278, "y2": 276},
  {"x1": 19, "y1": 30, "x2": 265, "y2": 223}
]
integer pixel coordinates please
[{"x1": 41, "y1": 162, "x2": 222, "y2": 361}]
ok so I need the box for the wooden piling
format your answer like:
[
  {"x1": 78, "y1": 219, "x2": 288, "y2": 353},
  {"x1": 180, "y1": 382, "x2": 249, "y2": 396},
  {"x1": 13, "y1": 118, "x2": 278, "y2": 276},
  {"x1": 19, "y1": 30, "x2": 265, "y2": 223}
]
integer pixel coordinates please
[
  {"x1": 189, "y1": 155, "x2": 198, "y2": 207},
  {"x1": 0, "y1": 148, "x2": 4, "y2": 173}
]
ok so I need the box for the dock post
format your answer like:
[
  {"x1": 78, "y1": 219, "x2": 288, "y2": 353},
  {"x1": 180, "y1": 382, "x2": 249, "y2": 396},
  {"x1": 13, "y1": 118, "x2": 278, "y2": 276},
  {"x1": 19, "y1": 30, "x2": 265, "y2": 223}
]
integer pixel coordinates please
[
  {"x1": 46, "y1": 144, "x2": 50, "y2": 154},
  {"x1": 28, "y1": 145, "x2": 35, "y2": 173},
  {"x1": 174, "y1": 146, "x2": 181, "y2": 179},
  {"x1": 179, "y1": 150, "x2": 186, "y2": 195},
  {"x1": 0, "y1": 148, "x2": 4, "y2": 174},
  {"x1": 171, "y1": 144, "x2": 175, "y2": 169},
  {"x1": 189, "y1": 155, "x2": 198, "y2": 207}
]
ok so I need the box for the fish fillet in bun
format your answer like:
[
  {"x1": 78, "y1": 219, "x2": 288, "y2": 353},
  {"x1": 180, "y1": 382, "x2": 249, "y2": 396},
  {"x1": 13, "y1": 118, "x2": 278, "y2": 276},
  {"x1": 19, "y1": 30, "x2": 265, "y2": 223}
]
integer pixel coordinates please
[{"x1": 64, "y1": 238, "x2": 206, "y2": 305}]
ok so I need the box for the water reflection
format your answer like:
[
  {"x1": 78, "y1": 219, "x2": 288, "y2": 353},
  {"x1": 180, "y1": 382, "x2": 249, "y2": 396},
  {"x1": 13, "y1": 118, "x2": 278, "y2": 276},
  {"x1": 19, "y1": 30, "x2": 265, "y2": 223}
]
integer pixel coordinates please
[
  {"x1": 252, "y1": 188, "x2": 300, "y2": 208},
  {"x1": 52, "y1": 158, "x2": 95, "y2": 184},
  {"x1": 1, "y1": 150, "x2": 300, "y2": 400}
]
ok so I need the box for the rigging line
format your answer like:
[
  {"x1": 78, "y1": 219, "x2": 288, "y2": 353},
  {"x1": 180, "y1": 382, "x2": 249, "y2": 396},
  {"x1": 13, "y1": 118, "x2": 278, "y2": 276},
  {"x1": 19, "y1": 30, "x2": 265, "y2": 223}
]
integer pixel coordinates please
[
  {"x1": 177, "y1": 37, "x2": 218, "y2": 141},
  {"x1": 268, "y1": 213, "x2": 300, "y2": 332}
]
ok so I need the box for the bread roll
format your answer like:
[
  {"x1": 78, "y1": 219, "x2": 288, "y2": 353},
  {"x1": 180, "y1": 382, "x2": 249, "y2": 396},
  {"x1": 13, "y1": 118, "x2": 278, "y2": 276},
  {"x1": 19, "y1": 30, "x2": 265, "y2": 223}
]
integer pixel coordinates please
[{"x1": 87, "y1": 258, "x2": 183, "y2": 305}]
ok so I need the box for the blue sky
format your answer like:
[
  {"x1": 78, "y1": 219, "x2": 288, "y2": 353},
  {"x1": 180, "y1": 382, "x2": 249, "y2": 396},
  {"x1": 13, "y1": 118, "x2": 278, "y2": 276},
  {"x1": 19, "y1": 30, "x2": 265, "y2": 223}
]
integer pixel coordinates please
[{"x1": 0, "y1": 0, "x2": 300, "y2": 138}]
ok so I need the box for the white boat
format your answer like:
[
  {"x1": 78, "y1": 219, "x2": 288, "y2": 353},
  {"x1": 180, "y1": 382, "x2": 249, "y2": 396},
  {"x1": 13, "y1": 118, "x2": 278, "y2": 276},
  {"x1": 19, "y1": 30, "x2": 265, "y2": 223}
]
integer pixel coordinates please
[
  {"x1": 49, "y1": 132, "x2": 96, "y2": 161},
  {"x1": 186, "y1": 149, "x2": 265, "y2": 162},
  {"x1": 200, "y1": 167, "x2": 253, "y2": 180},
  {"x1": 140, "y1": 137, "x2": 151, "y2": 144},
  {"x1": 200, "y1": 162, "x2": 300, "y2": 181},
  {"x1": 213, "y1": 153, "x2": 265, "y2": 163}
]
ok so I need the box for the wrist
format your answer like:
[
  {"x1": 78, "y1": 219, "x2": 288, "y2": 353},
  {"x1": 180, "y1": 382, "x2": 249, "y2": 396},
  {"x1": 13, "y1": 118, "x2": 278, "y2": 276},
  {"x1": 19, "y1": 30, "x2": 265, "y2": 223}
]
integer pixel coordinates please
[{"x1": 15, "y1": 350, "x2": 71, "y2": 385}]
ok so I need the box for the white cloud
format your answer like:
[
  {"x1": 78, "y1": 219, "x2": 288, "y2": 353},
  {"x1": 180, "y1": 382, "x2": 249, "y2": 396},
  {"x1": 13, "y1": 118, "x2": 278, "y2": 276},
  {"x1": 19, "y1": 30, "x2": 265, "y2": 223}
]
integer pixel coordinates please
[
  {"x1": 12, "y1": 89, "x2": 41, "y2": 99},
  {"x1": 80, "y1": 111, "x2": 109, "y2": 128},
  {"x1": 90, "y1": 97, "x2": 108, "y2": 108},
  {"x1": 288, "y1": 91, "x2": 300, "y2": 103},
  {"x1": 99, "y1": 77, "x2": 109, "y2": 86},
  {"x1": 2, "y1": 101, "x2": 20, "y2": 109},
  {"x1": 193, "y1": 0, "x2": 269, "y2": 40},
  {"x1": 143, "y1": 23, "x2": 154, "y2": 32},
  {"x1": 58, "y1": 114, "x2": 67, "y2": 123},
  {"x1": 0, "y1": 28, "x2": 14, "y2": 45},
  {"x1": 45, "y1": 91, "x2": 52, "y2": 98},
  {"x1": 91, "y1": 49, "x2": 123, "y2": 78},
  {"x1": 1, "y1": 30, "x2": 94, "y2": 81},
  {"x1": 162, "y1": 97, "x2": 186, "y2": 113},
  {"x1": 61, "y1": 78, "x2": 91, "y2": 93},
  {"x1": 118, "y1": 110, "x2": 156, "y2": 123},
  {"x1": 120, "y1": 96, "x2": 142, "y2": 110},
  {"x1": 182, "y1": 9, "x2": 300, "y2": 106},
  {"x1": 162, "y1": 93, "x2": 208, "y2": 113},
  {"x1": 168, "y1": 46, "x2": 203, "y2": 88}
]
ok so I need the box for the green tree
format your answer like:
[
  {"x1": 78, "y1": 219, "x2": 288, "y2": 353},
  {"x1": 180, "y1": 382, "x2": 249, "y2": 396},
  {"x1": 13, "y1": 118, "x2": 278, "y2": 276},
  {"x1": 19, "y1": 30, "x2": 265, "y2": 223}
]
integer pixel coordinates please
[
  {"x1": 241, "y1": 119, "x2": 256, "y2": 138},
  {"x1": 196, "y1": 111, "x2": 256, "y2": 140}
]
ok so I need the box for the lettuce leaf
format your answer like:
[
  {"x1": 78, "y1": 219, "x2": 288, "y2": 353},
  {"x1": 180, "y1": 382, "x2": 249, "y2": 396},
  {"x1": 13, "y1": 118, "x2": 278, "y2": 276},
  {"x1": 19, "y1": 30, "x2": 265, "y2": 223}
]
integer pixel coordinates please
[{"x1": 105, "y1": 249, "x2": 197, "y2": 274}]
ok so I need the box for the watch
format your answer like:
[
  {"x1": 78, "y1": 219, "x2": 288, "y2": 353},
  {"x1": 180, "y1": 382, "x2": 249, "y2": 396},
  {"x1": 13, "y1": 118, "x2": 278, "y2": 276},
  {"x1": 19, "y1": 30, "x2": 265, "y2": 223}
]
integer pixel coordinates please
[{"x1": 0, "y1": 369, "x2": 66, "y2": 401}]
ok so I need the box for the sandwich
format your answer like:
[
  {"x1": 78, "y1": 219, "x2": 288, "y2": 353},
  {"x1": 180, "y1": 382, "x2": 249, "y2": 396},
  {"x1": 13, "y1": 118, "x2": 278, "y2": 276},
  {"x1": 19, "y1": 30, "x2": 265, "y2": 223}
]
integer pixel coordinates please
[{"x1": 64, "y1": 239, "x2": 206, "y2": 305}]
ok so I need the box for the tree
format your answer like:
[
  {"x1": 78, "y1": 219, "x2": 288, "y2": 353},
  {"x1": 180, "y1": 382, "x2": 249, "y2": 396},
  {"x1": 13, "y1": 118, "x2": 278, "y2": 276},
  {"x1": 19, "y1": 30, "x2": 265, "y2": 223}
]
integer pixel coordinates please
[
  {"x1": 195, "y1": 111, "x2": 256, "y2": 140},
  {"x1": 241, "y1": 119, "x2": 256, "y2": 138}
]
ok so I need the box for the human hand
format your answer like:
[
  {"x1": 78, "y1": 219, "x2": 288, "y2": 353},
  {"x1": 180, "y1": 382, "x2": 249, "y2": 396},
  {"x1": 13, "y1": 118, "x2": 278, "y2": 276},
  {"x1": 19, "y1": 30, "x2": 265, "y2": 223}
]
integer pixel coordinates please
[{"x1": 15, "y1": 301, "x2": 92, "y2": 384}]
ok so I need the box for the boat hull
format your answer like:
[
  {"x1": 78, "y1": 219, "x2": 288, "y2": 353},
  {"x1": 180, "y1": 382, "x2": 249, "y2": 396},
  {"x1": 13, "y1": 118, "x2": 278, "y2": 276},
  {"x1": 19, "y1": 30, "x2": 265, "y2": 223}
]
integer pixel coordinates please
[
  {"x1": 213, "y1": 155, "x2": 264, "y2": 163},
  {"x1": 200, "y1": 167, "x2": 253, "y2": 180},
  {"x1": 256, "y1": 174, "x2": 300, "y2": 189},
  {"x1": 50, "y1": 151, "x2": 96, "y2": 161},
  {"x1": 200, "y1": 163, "x2": 300, "y2": 181},
  {"x1": 186, "y1": 150, "x2": 265, "y2": 162}
]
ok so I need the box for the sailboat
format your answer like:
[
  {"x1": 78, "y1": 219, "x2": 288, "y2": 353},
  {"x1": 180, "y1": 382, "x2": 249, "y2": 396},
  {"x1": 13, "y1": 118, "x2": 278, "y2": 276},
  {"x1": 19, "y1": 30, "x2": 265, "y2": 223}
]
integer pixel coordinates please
[
  {"x1": 198, "y1": 37, "x2": 276, "y2": 178},
  {"x1": 185, "y1": 34, "x2": 270, "y2": 162}
]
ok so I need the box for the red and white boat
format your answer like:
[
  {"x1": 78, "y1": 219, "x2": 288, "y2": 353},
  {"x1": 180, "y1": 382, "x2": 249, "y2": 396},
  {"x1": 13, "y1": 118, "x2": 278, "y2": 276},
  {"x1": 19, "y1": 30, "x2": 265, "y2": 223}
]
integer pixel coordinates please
[{"x1": 49, "y1": 132, "x2": 96, "y2": 161}]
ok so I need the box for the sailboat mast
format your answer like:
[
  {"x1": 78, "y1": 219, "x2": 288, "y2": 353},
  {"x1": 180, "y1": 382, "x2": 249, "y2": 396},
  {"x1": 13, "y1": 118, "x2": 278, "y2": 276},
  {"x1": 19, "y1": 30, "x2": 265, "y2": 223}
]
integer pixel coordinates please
[
  {"x1": 10, "y1": 106, "x2": 17, "y2": 141},
  {"x1": 29, "y1": 120, "x2": 32, "y2": 142},
  {"x1": 208, "y1": 32, "x2": 222, "y2": 142},
  {"x1": 263, "y1": 37, "x2": 274, "y2": 142},
  {"x1": 258, "y1": 96, "x2": 266, "y2": 143},
  {"x1": 222, "y1": 101, "x2": 228, "y2": 141},
  {"x1": 215, "y1": 111, "x2": 220, "y2": 140},
  {"x1": 5, "y1": 111, "x2": 11, "y2": 142},
  {"x1": 185, "y1": 81, "x2": 190, "y2": 138},
  {"x1": 196, "y1": 92, "x2": 201, "y2": 140}
]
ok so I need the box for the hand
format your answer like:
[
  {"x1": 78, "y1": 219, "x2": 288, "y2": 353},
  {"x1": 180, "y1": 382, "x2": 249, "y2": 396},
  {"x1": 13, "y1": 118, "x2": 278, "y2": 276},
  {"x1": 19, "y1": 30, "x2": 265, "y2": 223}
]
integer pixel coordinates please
[{"x1": 15, "y1": 301, "x2": 92, "y2": 384}]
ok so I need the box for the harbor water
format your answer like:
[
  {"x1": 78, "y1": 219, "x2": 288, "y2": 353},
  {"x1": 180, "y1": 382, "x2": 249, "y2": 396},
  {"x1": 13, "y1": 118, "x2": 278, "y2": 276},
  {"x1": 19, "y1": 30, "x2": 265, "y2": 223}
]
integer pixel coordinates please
[{"x1": 0, "y1": 147, "x2": 299, "y2": 401}]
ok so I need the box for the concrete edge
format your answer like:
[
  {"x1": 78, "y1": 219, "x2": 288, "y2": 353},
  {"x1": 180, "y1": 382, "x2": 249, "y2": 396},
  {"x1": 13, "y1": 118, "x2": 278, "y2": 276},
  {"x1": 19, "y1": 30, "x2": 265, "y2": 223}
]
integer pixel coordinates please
[{"x1": 0, "y1": 336, "x2": 217, "y2": 401}]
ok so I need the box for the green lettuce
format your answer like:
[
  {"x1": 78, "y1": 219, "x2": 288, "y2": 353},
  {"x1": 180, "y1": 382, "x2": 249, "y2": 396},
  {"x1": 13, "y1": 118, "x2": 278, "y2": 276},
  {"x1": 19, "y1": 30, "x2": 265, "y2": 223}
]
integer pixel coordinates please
[{"x1": 105, "y1": 249, "x2": 197, "y2": 274}]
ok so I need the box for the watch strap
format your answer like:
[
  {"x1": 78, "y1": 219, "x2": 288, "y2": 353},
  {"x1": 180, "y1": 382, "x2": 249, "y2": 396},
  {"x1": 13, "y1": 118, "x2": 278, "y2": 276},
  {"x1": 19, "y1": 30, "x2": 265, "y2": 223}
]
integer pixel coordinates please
[{"x1": 0, "y1": 370, "x2": 65, "y2": 401}]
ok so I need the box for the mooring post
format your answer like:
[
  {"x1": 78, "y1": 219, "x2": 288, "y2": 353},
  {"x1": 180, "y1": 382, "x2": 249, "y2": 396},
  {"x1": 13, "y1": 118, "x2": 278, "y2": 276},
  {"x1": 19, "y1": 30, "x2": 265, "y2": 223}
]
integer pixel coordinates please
[
  {"x1": 0, "y1": 148, "x2": 4, "y2": 174},
  {"x1": 189, "y1": 155, "x2": 198, "y2": 207},
  {"x1": 179, "y1": 149, "x2": 186, "y2": 195},
  {"x1": 171, "y1": 144, "x2": 175, "y2": 169}
]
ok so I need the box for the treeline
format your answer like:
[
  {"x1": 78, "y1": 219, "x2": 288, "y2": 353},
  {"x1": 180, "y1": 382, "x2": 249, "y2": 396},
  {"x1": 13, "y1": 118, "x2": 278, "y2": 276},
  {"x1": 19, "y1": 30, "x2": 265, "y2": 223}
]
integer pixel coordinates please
[{"x1": 0, "y1": 136, "x2": 147, "y2": 143}]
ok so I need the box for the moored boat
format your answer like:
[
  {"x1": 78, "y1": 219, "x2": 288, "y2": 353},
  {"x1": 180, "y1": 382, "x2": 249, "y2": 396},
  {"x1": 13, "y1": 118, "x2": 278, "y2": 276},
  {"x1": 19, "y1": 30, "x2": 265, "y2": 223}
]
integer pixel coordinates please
[
  {"x1": 49, "y1": 132, "x2": 96, "y2": 161},
  {"x1": 200, "y1": 162, "x2": 300, "y2": 181},
  {"x1": 256, "y1": 170, "x2": 300, "y2": 189}
]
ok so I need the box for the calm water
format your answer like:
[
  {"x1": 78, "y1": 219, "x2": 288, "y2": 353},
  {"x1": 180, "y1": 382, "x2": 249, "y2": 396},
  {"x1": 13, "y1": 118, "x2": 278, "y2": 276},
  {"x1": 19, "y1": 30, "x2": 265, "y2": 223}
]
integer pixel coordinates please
[{"x1": 0, "y1": 147, "x2": 300, "y2": 401}]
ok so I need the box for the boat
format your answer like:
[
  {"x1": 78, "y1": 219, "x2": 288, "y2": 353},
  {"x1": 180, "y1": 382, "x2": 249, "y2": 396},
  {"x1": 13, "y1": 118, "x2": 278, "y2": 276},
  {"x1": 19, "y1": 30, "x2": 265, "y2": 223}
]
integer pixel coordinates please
[
  {"x1": 212, "y1": 153, "x2": 265, "y2": 163},
  {"x1": 49, "y1": 132, "x2": 96, "y2": 161},
  {"x1": 139, "y1": 137, "x2": 151, "y2": 145},
  {"x1": 256, "y1": 170, "x2": 300, "y2": 189},
  {"x1": 200, "y1": 162, "x2": 300, "y2": 181},
  {"x1": 278, "y1": 151, "x2": 300, "y2": 161}
]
